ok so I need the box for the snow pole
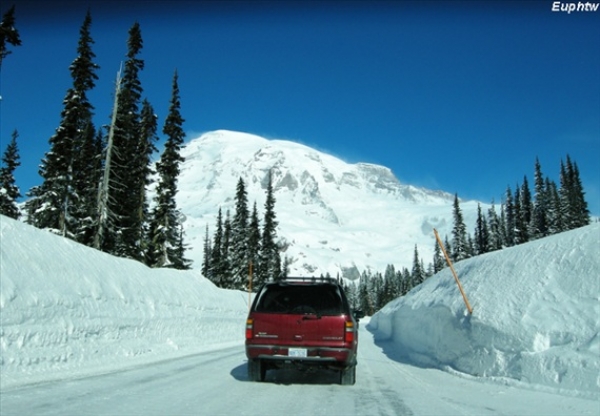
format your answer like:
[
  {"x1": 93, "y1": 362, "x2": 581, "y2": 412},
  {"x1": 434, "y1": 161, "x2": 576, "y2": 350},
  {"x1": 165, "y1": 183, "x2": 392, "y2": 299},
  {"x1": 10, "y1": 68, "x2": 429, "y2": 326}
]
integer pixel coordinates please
[{"x1": 433, "y1": 228, "x2": 473, "y2": 315}]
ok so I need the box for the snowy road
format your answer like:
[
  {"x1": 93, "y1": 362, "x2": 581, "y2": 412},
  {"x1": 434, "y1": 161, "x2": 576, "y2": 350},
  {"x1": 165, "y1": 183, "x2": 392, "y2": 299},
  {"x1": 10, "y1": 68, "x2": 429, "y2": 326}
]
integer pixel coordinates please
[{"x1": 1, "y1": 322, "x2": 596, "y2": 416}]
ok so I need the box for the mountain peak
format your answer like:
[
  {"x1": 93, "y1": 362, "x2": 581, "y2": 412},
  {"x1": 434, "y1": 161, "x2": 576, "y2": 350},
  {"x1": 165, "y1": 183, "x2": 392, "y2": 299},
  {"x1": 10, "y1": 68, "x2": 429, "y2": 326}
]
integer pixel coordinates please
[{"x1": 175, "y1": 130, "x2": 483, "y2": 277}]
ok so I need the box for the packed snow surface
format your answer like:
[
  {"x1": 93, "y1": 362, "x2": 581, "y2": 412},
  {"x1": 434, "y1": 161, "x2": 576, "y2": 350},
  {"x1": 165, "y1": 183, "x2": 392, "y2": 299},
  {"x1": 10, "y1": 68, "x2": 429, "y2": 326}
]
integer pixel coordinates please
[{"x1": 1, "y1": 215, "x2": 599, "y2": 403}]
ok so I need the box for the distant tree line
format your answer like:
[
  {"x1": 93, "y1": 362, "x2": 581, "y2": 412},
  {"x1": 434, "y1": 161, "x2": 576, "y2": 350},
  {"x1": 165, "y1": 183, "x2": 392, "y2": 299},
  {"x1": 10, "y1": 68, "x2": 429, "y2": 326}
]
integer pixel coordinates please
[
  {"x1": 351, "y1": 155, "x2": 591, "y2": 315},
  {"x1": 0, "y1": 8, "x2": 190, "y2": 269},
  {"x1": 202, "y1": 173, "x2": 289, "y2": 291}
]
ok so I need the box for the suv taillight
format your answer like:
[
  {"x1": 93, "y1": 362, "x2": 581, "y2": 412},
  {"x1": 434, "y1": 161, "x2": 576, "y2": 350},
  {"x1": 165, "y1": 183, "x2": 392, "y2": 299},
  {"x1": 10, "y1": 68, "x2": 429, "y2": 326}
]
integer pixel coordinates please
[
  {"x1": 344, "y1": 320, "x2": 354, "y2": 343},
  {"x1": 246, "y1": 318, "x2": 254, "y2": 340}
]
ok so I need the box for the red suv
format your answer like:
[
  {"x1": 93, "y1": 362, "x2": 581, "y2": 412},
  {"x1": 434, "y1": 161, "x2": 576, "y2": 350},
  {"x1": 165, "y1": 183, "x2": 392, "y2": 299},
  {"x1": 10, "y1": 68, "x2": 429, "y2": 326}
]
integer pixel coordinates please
[{"x1": 245, "y1": 277, "x2": 358, "y2": 385}]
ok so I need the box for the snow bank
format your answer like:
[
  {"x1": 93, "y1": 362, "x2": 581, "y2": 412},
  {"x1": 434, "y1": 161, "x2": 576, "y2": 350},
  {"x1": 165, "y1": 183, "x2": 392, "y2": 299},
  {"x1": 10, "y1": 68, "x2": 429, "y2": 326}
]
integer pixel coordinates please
[
  {"x1": 368, "y1": 223, "x2": 600, "y2": 397},
  {"x1": 0, "y1": 216, "x2": 249, "y2": 388}
]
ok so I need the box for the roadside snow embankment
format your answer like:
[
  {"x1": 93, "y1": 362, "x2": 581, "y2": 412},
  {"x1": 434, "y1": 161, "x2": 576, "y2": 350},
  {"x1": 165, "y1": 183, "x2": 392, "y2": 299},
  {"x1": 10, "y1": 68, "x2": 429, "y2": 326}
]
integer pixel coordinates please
[
  {"x1": 0, "y1": 216, "x2": 249, "y2": 389},
  {"x1": 368, "y1": 223, "x2": 600, "y2": 397}
]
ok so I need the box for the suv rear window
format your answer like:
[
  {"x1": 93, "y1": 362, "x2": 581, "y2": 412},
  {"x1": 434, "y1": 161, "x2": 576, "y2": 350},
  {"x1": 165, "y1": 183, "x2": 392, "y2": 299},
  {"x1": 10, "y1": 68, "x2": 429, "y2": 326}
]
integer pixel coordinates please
[{"x1": 254, "y1": 284, "x2": 345, "y2": 316}]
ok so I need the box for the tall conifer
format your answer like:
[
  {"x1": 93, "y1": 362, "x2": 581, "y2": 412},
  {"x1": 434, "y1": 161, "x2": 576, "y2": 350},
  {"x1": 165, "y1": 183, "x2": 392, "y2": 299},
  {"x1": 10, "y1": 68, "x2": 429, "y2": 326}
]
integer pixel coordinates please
[
  {"x1": 147, "y1": 71, "x2": 187, "y2": 268},
  {"x1": 451, "y1": 194, "x2": 469, "y2": 262},
  {"x1": 25, "y1": 11, "x2": 98, "y2": 238},
  {"x1": 0, "y1": 130, "x2": 21, "y2": 219},
  {"x1": 0, "y1": 5, "x2": 21, "y2": 67},
  {"x1": 106, "y1": 22, "x2": 146, "y2": 258}
]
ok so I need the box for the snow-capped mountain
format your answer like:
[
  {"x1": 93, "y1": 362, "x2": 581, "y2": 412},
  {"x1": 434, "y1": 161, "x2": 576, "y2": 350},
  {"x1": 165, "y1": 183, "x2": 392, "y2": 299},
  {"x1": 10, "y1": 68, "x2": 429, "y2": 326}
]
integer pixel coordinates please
[{"x1": 175, "y1": 130, "x2": 486, "y2": 278}]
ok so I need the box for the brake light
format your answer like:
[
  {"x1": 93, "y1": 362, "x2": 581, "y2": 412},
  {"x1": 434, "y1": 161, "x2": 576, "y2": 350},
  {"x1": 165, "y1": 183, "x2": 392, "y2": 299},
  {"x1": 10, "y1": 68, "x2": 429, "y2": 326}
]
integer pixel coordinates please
[
  {"x1": 344, "y1": 321, "x2": 354, "y2": 343},
  {"x1": 245, "y1": 318, "x2": 254, "y2": 340}
]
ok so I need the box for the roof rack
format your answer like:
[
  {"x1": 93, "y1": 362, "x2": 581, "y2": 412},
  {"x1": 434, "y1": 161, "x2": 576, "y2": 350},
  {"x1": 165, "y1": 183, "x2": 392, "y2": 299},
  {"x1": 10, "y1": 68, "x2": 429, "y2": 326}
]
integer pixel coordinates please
[{"x1": 282, "y1": 276, "x2": 340, "y2": 285}]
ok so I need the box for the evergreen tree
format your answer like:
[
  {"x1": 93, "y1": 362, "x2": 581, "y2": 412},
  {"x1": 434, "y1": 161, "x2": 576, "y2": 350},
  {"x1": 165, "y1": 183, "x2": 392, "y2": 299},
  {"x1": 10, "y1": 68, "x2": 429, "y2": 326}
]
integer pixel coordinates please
[
  {"x1": 381, "y1": 264, "x2": 396, "y2": 306},
  {"x1": 106, "y1": 22, "x2": 146, "y2": 258},
  {"x1": 451, "y1": 194, "x2": 469, "y2": 262},
  {"x1": 401, "y1": 267, "x2": 412, "y2": 296},
  {"x1": 93, "y1": 68, "x2": 122, "y2": 251},
  {"x1": 518, "y1": 176, "x2": 532, "y2": 243},
  {"x1": 171, "y1": 223, "x2": 191, "y2": 270},
  {"x1": 411, "y1": 245, "x2": 425, "y2": 286},
  {"x1": 230, "y1": 177, "x2": 250, "y2": 288},
  {"x1": 560, "y1": 156, "x2": 590, "y2": 229},
  {"x1": 531, "y1": 157, "x2": 549, "y2": 239},
  {"x1": 0, "y1": 5, "x2": 21, "y2": 67},
  {"x1": 210, "y1": 208, "x2": 224, "y2": 286},
  {"x1": 433, "y1": 238, "x2": 445, "y2": 274},
  {"x1": 546, "y1": 178, "x2": 563, "y2": 234},
  {"x1": 147, "y1": 71, "x2": 187, "y2": 268},
  {"x1": 73, "y1": 122, "x2": 102, "y2": 246},
  {"x1": 258, "y1": 170, "x2": 280, "y2": 283},
  {"x1": 474, "y1": 203, "x2": 490, "y2": 255},
  {"x1": 358, "y1": 272, "x2": 372, "y2": 315},
  {"x1": 202, "y1": 224, "x2": 212, "y2": 278},
  {"x1": 25, "y1": 12, "x2": 99, "y2": 238},
  {"x1": 247, "y1": 201, "x2": 262, "y2": 290},
  {"x1": 504, "y1": 186, "x2": 516, "y2": 247},
  {"x1": 513, "y1": 182, "x2": 528, "y2": 244},
  {"x1": 221, "y1": 209, "x2": 233, "y2": 287},
  {"x1": 487, "y1": 201, "x2": 503, "y2": 251},
  {"x1": 0, "y1": 130, "x2": 21, "y2": 219}
]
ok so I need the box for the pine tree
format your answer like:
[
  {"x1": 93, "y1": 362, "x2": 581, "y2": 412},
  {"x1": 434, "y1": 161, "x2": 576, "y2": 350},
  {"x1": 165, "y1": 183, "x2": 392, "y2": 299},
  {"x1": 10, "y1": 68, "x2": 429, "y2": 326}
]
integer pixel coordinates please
[
  {"x1": 73, "y1": 122, "x2": 102, "y2": 246},
  {"x1": 504, "y1": 186, "x2": 516, "y2": 247},
  {"x1": 221, "y1": 210, "x2": 233, "y2": 287},
  {"x1": 210, "y1": 208, "x2": 224, "y2": 286},
  {"x1": 93, "y1": 68, "x2": 122, "y2": 251},
  {"x1": 517, "y1": 177, "x2": 532, "y2": 243},
  {"x1": 531, "y1": 157, "x2": 549, "y2": 239},
  {"x1": 451, "y1": 194, "x2": 469, "y2": 262},
  {"x1": 487, "y1": 201, "x2": 503, "y2": 251},
  {"x1": 230, "y1": 177, "x2": 250, "y2": 288},
  {"x1": 247, "y1": 201, "x2": 262, "y2": 291},
  {"x1": 381, "y1": 264, "x2": 396, "y2": 306},
  {"x1": 147, "y1": 71, "x2": 187, "y2": 268},
  {"x1": 171, "y1": 223, "x2": 191, "y2": 270},
  {"x1": 358, "y1": 272, "x2": 372, "y2": 315},
  {"x1": 562, "y1": 157, "x2": 590, "y2": 229},
  {"x1": 106, "y1": 22, "x2": 146, "y2": 258},
  {"x1": 433, "y1": 238, "x2": 444, "y2": 274},
  {"x1": 513, "y1": 182, "x2": 527, "y2": 244},
  {"x1": 0, "y1": 5, "x2": 21, "y2": 67},
  {"x1": 474, "y1": 203, "x2": 490, "y2": 255},
  {"x1": 258, "y1": 170, "x2": 280, "y2": 283},
  {"x1": 546, "y1": 177, "x2": 563, "y2": 234},
  {"x1": 202, "y1": 224, "x2": 212, "y2": 278},
  {"x1": 25, "y1": 12, "x2": 99, "y2": 238},
  {"x1": 411, "y1": 245, "x2": 425, "y2": 286},
  {"x1": 0, "y1": 130, "x2": 21, "y2": 219}
]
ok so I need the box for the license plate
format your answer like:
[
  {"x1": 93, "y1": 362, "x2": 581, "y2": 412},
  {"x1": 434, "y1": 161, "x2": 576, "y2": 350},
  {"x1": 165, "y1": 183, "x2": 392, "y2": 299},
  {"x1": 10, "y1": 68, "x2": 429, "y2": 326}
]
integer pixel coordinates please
[{"x1": 288, "y1": 348, "x2": 307, "y2": 357}]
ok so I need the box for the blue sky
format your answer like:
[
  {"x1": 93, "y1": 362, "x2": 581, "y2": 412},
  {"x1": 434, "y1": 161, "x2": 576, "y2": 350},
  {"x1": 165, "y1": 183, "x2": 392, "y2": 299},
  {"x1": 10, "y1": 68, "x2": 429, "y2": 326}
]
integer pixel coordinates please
[{"x1": 1, "y1": 0, "x2": 599, "y2": 215}]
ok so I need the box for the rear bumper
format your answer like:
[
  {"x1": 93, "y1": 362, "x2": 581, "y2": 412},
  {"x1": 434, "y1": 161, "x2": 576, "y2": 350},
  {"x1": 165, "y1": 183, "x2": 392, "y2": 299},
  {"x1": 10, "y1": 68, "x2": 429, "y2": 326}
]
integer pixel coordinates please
[{"x1": 246, "y1": 344, "x2": 356, "y2": 367}]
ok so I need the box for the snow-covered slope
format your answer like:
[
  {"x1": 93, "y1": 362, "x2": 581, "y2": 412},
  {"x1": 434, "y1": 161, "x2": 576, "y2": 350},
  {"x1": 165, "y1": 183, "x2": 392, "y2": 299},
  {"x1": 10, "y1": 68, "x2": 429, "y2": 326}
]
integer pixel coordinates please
[
  {"x1": 368, "y1": 222, "x2": 600, "y2": 397},
  {"x1": 0, "y1": 215, "x2": 249, "y2": 388},
  {"x1": 175, "y1": 130, "x2": 484, "y2": 278},
  {"x1": 1, "y1": 215, "x2": 597, "y2": 399}
]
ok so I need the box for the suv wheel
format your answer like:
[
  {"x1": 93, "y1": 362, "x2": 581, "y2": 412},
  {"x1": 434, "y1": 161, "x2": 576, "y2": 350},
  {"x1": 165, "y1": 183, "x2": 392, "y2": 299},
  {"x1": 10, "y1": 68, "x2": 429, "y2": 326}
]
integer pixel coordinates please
[
  {"x1": 248, "y1": 359, "x2": 266, "y2": 382},
  {"x1": 340, "y1": 365, "x2": 356, "y2": 385}
]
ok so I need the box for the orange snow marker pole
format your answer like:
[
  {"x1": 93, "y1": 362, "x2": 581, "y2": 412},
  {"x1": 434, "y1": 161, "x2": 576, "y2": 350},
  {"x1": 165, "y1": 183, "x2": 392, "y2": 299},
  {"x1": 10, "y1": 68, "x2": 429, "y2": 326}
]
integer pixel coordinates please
[{"x1": 433, "y1": 228, "x2": 473, "y2": 315}]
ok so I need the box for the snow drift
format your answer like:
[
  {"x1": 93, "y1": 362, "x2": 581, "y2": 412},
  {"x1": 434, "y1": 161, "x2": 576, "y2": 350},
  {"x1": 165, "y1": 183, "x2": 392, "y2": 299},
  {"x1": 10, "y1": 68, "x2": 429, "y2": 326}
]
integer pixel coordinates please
[
  {"x1": 368, "y1": 222, "x2": 600, "y2": 397},
  {"x1": 0, "y1": 216, "x2": 249, "y2": 388}
]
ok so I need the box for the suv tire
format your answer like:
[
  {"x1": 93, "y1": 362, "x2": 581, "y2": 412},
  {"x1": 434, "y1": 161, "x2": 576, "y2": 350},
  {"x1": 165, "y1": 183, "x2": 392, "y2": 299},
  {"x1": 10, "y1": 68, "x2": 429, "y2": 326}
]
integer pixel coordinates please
[
  {"x1": 248, "y1": 359, "x2": 266, "y2": 382},
  {"x1": 340, "y1": 365, "x2": 356, "y2": 385}
]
